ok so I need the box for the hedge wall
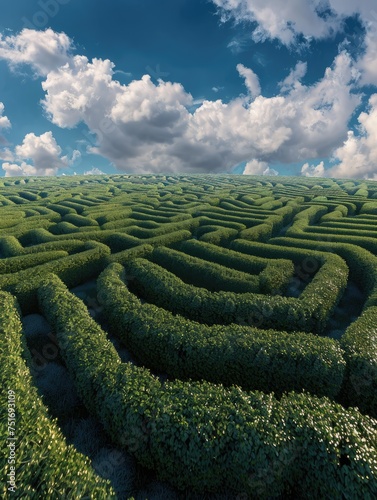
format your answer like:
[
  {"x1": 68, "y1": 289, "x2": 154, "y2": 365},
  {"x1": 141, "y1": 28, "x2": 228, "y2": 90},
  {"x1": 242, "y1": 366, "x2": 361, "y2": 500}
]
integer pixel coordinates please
[
  {"x1": 150, "y1": 246, "x2": 260, "y2": 293},
  {"x1": 98, "y1": 263, "x2": 345, "y2": 398},
  {"x1": 37, "y1": 274, "x2": 377, "y2": 498},
  {"x1": 0, "y1": 291, "x2": 115, "y2": 498},
  {"x1": 340, "y1": 306, "x2": 377, "y2": 419},
  {"x1": 0, "y1": 241, "x2": 110, "y2": 313}
]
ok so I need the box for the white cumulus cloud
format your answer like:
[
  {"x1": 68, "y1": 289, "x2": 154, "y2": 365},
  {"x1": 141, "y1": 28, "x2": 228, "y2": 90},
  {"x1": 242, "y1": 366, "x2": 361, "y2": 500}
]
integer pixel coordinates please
[
  {"x1": 243, "y1": 159, "x2": 278, "y2": 175},
  {"x1": 84, "y1": 167, "x2": 106, "y2": 175},
  {"x1": 328, "y1": 94, "x2": 377, "y2": 179},
  {"x1": 2, "y1": 131, "x2": 69, "y2": 176},
  {"x1": 0, "y1": 102, "x2": 11, "y2": 130},
  {"x1": 301, "y1": 161, "x2": 326, "y2": 177},
  {"x1": 236, "y1": 63, "x2": 261, "y2": 99},
  {"x1": 0, "y1": 28, "x2": 71, "y2": 76},
  {"x1": 0, "y1": 28, "x2": 368, "y2": 178}
]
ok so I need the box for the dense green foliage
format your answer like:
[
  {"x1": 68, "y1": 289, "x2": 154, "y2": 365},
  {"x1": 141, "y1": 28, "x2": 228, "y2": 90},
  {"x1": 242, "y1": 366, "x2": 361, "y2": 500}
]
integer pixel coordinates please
[
  {"x1": 0, "y1": 291, "x2": 115, "y2": 498},
  {"x1": 0, "y1": 173, "x2": 377, "y2": 497},
  {"x1": 38, "y1": 274, "x2": 377, "y2": 498},
  {"x1": 98, "y1": 263, "x2": 345, "y2": 398}
]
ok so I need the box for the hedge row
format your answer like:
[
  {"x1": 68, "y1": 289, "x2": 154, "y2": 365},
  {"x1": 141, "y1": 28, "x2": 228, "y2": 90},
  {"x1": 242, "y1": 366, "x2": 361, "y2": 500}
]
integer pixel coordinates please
[
  {"x1": 238, "y1": 204, "x2": 300, "y2": 242},
  {"x1": 321, "y1": 221, "x2": 377, "y2": 231},
  {"x1": 176, "y1": 238, "x2": 271, "y2": 274},
  {"x1": 37, "y1": 274, "x2": 377, "y2": 498},
  {"x1": 340, "y1": 306, "x2": 377, "y2": 418},
  {"x1": 286, "y1": 218, "x2": 377, "y2": 254},
  {"x1": 105, "y1": 244, "x2": 154, "y2": 265},
  {"x1": 0, "y1": 291, "x2": 115, "y2": 498},
  {"x1": 22, "y1": 227, "x2": 140, "y2": 250},
  {"x1": 0, "y1": 235, "x2": 86, "y2": 258},
  {"x1": 150, "y1": 246, "x2": 260, "y2": 293},
  {"x1": 230, "y1": 238, "x2": 349, "y2": 331},
  {"x1": 46, "y1": 203, "x2": 77, "y2": 216},
  {"x1": 0, "y1": 219, "x2": 54, "y2": 242},
  {"x1": 98, "y1": 263, "x2": 345, "y2": 398},
  {"x1": 199, "y1": 226, "x2": 239, "y2": 245},
  {"x1": 0, "y1": 250, "x2": 68, "y2": 275},
  {"x1": 198, "y1": 216, "x2": 247, "y2": 230},
  {"x1": 124, "y1": 217, "x2": 198, "y2": 239},
  {"x1": 0, "y1": 241, "x2": 110, "y2": 313},
  {"x1": 63, "y1": 213, "x2": 99, "y2": 227},
  {"x1": 95, "y1": 207, "x2": 133, "y2": 225},
  {"x1": 194, "y1": 208, "x2": 263, "y2": 227},
  {"x1": 125, "y1": 257, "x2": 298, "y2": 329},
  {"x1": 219, "y1": 200, "x2": 271, "y2": 216},
  {"x1": 270, "y1": 236, "x2": 377, "y2": 308},
  {"x1": 306, "y1": 225, "x2": 377, "y2": 239}
]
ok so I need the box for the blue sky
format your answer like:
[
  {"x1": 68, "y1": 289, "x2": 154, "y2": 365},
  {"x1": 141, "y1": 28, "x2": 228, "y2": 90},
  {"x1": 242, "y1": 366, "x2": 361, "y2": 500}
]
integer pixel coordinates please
[{"x1": 0, "y1": 0, "x2": 377, "y2": 179}]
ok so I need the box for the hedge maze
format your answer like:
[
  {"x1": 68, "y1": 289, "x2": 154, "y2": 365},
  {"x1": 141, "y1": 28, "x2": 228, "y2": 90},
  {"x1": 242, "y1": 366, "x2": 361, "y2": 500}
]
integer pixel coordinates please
[{"x1": 1, "y1": 174, "x2": 377, "y2": 498}]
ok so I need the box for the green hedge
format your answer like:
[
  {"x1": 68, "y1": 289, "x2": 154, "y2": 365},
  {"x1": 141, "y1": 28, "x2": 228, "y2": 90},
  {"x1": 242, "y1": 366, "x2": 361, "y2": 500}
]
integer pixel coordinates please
[
  {"x1": 360, "y1": 202, "x2": 377, "y2": 215},
  {"x1": 46, "y1": 203, "x2": 77, "y2": 216},
  {"x1": 105, "y1": 244, "x2": 154, "y2": 265},
  {"x1": 286, "y1": 222, "x2": 377, "y2": 254},
  {"x1": 144, "y1": 229, "x2": 192, "y2": 247},
  {"x1": 0, "y1": 236, "x2": 87, "y2": 257},
  {"x1": 150, "y1": 246, "x2": 260, "y2": 293},
  {"x1": 0, "y1": 291, "x2": 115, "y2": 498},
  {"x1": 98, "y1": 263, "x2": 345, "y2": 398},
  {"x1": 92, "y1": 207, "x2": 132, "y2": 225},
  {"x1": 37, "y1": 274, "x2": 377, "y2": 497},
  {"x1": 176, "y1": 239, "x2": 269, "y2": 273},
  {"x1": 63, "y1": 213, "x2": 99, "y2": 227},
  {"x1": 0, "y1": 250, "x2": 68, "y2": 275},
  {"x1": 270, "y1": 236, "x2": 377, "y2": 308},
  {"x1": 231, "y1": 239, "x2": 349, "y2": 331},
  {"x1": 0, "y1": 241, "x2": 110, "y2": 313},
  {"x1": 339, "y1": 306, "x2": 377, "y2": 418},
  {"x1": 199, "y1": 226, "x2": 239, "y2": 245},
  {"x1": 198, "y1": 216, "x2": 246, "y2": 230},
  {"x1": 123, "y1": 256, "x2": 342, "y2": 333}
]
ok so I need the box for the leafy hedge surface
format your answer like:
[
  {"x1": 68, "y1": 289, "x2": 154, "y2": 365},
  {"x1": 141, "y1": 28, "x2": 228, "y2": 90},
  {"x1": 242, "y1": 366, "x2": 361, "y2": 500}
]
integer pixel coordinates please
[
  {"x1": 0, "y1": 235, "x2": 86, "y2": 258},
  {"x1": 155, "y1": 243, "x2": 294, "y2": 295},
  {"x1": 340, "y1": 306, "x2": 377, "y2": 418},
  {"x1": 0, "y1": 250, "x2": 68, "y2": 274},
  {"x1": 150, "y1": 246, "x2": 260, "y2": 293},
  {"x1": 270, "y1": 237, "x2": 377, "y2": 308},
  {"x1": 0, "y1": 291, "x2": 115, "y2": 498},
  {"x1": 0, "y1": 241, "x2": 110, "y2": 313},
  {"x1": 38, "y1": 274, "x2": 377, "y2": 498},
  {"x1": 98, "y1": 263, "x2": 345, "y2": 398},
  {"x1": 230, "y1": 239, "x2": 349, "y2": 329}
]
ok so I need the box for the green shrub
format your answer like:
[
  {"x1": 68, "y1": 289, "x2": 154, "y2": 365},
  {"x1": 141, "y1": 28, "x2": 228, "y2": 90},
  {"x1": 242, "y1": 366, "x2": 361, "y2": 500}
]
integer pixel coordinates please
[
  {"x1": 63, "y1": 213, "x2": 99, "y2": 227},
  {"x1": 0, "y1": 250, "x2": 68, "y2": 275},
  {"x1": 199, "y1": 226, "x2": 239, "y2": 245},
  {"x1": 360, "y1": 202, "x2": 377, "y2": 215},
  {"x1": 46, "y1": 203, "x2": 77, "y2": 216},
  {"x1": 176, "y1": 239, "x2": 269, "y2": 274},
  {"x1": 0, "y1": 241, "x2": 110, "y2": 313},
  {"x1": 98, "y1": 263, "x2": 345, "y2": 398},
  {"x1": 231, "y1": 239, "x2": 349, "y2": 331},
  {"x1": 340, "y1": 306, "x2": 377, "y2": 418},
  {"x1": 37, "y1": 275, "x2": 377, "y2": 498},
  {"x1": 150, "y1": 246, "x2": 260, "y2": 293},
  {"x1": 105, "y1": 244, "x2": 154, "y2": 265},
  {"x1": 0, "y1": 291, "x2": 115, "y2": 498}
]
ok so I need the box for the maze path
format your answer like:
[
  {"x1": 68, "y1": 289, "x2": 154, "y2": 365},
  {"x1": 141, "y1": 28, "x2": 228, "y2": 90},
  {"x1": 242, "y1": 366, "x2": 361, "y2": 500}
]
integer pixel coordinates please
[{"x1": 0, "y1": 174, "x2": 376, "y2": 497}]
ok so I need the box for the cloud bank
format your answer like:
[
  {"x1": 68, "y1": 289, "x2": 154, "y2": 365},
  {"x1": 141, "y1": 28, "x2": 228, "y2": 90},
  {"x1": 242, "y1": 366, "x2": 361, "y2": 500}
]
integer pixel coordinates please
[
  {"x1": 0, "y1": 23, "x2": 376, "y2": 178},
  {"x1": 2, "y1": 131, "x2": 70, "y2": 177}
]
